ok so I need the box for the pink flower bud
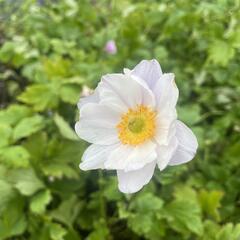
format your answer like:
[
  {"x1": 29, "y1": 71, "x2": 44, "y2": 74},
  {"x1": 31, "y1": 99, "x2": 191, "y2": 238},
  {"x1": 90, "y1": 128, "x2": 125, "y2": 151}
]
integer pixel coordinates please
[{"x1": 104, "y1": 40, "x2": 117, "y2": 54}]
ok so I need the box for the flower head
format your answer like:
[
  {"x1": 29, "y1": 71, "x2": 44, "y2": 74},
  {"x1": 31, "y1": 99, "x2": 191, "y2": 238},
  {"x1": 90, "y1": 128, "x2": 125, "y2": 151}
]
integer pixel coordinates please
[
  {"x1": 104, "y1": 40, "x2": 117, "y2": 54},
  {"x1": 75, "y1": 59, "x2": 198, "y2": 194}
]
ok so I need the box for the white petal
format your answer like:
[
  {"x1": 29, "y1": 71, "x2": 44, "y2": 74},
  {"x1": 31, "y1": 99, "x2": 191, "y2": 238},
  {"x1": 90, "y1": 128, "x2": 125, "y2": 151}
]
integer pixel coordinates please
[
  {"x1": 154, "y1": 112, "x2": 177, "y2": 146},
  {"x1": 156, "y1": 136, "x2": 178, "y2": 171},
  {"x1": 80, "y1": 103, "x2": 120, "y2": 128},
  {"x1": 132, "y1": 59, "x2": 162, "y2": 88},
  {"x1": 168, "y1": 120, "x2": 198, "y2": 166},
  {"x1": 117, "y1": 161, "x2": 156, "y2": 194},
  {"x1": 105, "y1": 141, "x2": 157, "y2": 171},
  {"x1": 77, "y1": 89, "x2": 99, "y2": 109},
  {"x1": 75, "y1": 103, "x2": 120, "y2": 145},
  {"x1": 75, "y1": 122, "x2": 118, "y2": 145},
  {"x1": 98, "y1": 78, "x2": 128, "y2": 113},
  {"x1": 80, "y1": 144, "x2": 118, "y2": 170},
  {"x1": 153, "y1": 73, "x2": 179, "y2": 111},
  {"x1": 99, "y1": 73, "x2": 155, "y2": 110}
]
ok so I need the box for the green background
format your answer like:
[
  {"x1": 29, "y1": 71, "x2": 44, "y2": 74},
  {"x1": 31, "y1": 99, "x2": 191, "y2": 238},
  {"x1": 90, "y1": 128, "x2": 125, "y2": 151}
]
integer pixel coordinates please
[{"x1": 0, "y1": 0, "x2": 240, "y2": 239}]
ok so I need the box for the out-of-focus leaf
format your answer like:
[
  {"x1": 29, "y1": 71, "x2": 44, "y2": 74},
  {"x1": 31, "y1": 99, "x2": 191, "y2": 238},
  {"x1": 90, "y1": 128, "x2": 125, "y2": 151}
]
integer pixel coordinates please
[
  {"x1": 59, "y1": 84, "x2": 81, "y2": 104},
  {"x1": 30, "y1": 189, "x2": 52, "y2": 214},
  {"x1": 13, "y1": 115, "x2": 45, "y2": 140},
  {"x1": 103, "y1": 177, "x2": 122, "y2": 201},
  {"x1": 0, "y1": 146, "x2": 30, "y2": 168},
  {"x1": 42, "y1": 163, "x2": 78, "y2": 179},
  {"x1": 0, "y1": 124, "x2": 12, "y2": 147},
  {"x1": 0, "y1": 195, "x2": 27, "y2": 239},
  {"x1": 164, "y1": 186, "x2": 203, "y2": 236},
  {"x1": 0, "y1": 105, "x2": 32, "y2": 126},
  {"x1": 127, "y1": 192, "x2": 164, "y2": 237},
  {"x1": 0, "y1": 40, "x2": 31, "y2": 67},
  {"x1": 128, "y1": 214, "x2": 153, "y2": 235},
  {"x1": 18, "y1": 84, "x2": 58, "y2": 111},
  {"x1": 198, "y1": 190, "x2": 224, "y2": 221},
  {"x1": 129, "y1": 192, "x2": 164, "y2": 213},
  {"x1": 11, "y1": 169, "x2": 45, "y2": 196},
  {"x1": 23, "y1": 132, "x2": 47, "y2": 164},
  {"x1": 65, "y1": 229, "x2": 82, "y2": 240},
  {"x1": 49, "y1": 223, "x2": 67, "y2": 240},
  {"x1": 87, "y1": 219, "x2": 110, "y2": 240},
  {"x1": 43, "y1": 56, "x2": 71, "y2": 79},
  {"x1": 49, "y1": 140, "x2": 86, "y2": 164},
  {"x1": 178, "y1": 104, "x2": 201, "y2": 125},
  {"x1": 0, "y1": 180, "x2": 16, "y2": 213},
  {"x1": 61, "y1": 76, "x2": 85, "y2": 84},
  {"x1": 165, "y1": 200, "x2": 203, "y2": 236},
  {"x1": 216, "y1": 223, "x2": 240, "y2": 240},
  {"x1": 51, "y1": 196, "x2": 82, "y2": 226},
  {"x1": 53, "y1": 114, "x2": 78, "y2": 141},
  {"x1": 208, "y1": 40, "x2": 235, "y2": 66}
]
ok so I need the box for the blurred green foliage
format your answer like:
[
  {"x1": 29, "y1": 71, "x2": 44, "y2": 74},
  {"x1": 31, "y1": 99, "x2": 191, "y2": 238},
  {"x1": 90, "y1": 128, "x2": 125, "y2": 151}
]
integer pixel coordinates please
[{"x1": 0, "y1": 0, "x2": 240, "y2": 239}]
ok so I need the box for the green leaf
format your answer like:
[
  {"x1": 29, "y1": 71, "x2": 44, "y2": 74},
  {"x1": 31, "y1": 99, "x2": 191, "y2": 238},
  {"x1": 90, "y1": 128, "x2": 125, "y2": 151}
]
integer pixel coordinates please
[
  {"x1": 61, "y1": 76, "x2": 85, "y2": 84},
  {"x1": 0, "y1": 195, "x2": 27, "y2": 239},
  {"x1": 144, "y1": 218, "x2": 166, "y2": 240},
  {"x1": 42, "y1": 163, "x2": 78, "y2": 179},
  {"x1": 0, "y1": 41, "x2": 15, "y2": 62},
  {"x1": 0, "y1": 124, "x2": 12, "y2": 148},
  {"x1": 165, "y1": 200, "x2": 203, "y2": 236},
  {"x1": 208, "y1": 40, "x2": 235, "y2": 66},
  {"x1": 51, "y1": 196, "x2": 82, "y2": 226},
  {"x1": 49, "y1": 139, "x2": 86, "y2": 164},
  {"x1": 164, "y1": 186, "x2": 203, "y2": 236},
  {"x1": 18, "y1": 84, "x2": 58, "y2": 111},
  {"x1": 65, "y1": 229, "x2": 82, "y2": 240},
  {"x1": 230, "y1": 29, "x2": 240, "y2": 48},
  {"x1": 87, "y1": 219, "x2": 110, "y2": 240},
  {"x1": 11, "y1": 169, "x2": 45, "y2": 196},
  {"x1": 232, "y1": 224, "x2": 240, "y2": 239},
  {"x1": 0, "y1": 146, "x2": 30, "y2": 168},
  {"x1": 30, "y1": 189, "x2": 52, "y2": 214},
  {"x1": 59, "y1": 84, "x2": 80, "y2": 104},
  {"x1": 216, "y1": 223, "x2": 240, "y2": 240},
  {"x1": 43, "y1": 56, "x2": 71, "y2": 79},
  {"x1": 198, "y1": 190, "x2": 224, "y2": 221},
  {"x1": 118, "y1": 202, "x2": 130, "y2": 219},
  {"x1": 173, "y1": 185, "x2": 198, "y2": 202},
  {"x1": 128, "y1": 214, "x2": 153, "y2": 235},
  {"x1": 127, "y1": 193, "x2": 164, "y2": 237},
  {"x1": 49, "y1": 223, "x2": 67, "y2": 240},
  {"x1": 0, "y1": 38, "x2": 32, "y2": 67},
  {"x1": 129, "y1": 192, "x2": 164, "y2": 213},
  {"x1": 0, "y1": 180, "x2": 16, "y2": 213},
  {"x1": 23, "y1": 132, "x2": 48, "y2": 164},
  {"x1": 178, "y1": 104, "x2": 201, "y2": 125},
  {"x1": 53, "y1": 114, "x2": 78, "y2": 141},
  {"x1": 0, "y1": 105, "x2": 32, "y2": 126},
  {"x1": 13, "y1": 115, "x2": 45, "y2": 140},
  {"x1": 103, "y1": 177, "x2": 122, "y2": 201},
  {"x1": 202, "y1": 220, "x2": 220, "y2": 240}
]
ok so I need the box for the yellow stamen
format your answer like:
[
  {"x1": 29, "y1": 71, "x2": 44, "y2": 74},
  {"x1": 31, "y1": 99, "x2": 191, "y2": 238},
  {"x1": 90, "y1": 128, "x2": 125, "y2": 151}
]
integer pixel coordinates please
[{"x1": 117, "y1": 105, "x2": 156, "y2": 145}]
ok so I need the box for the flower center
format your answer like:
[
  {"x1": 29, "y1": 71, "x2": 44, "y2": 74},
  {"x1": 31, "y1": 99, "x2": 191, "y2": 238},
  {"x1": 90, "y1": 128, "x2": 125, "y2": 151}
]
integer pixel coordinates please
[
  {"x1": 128, "y1": 117, "x2": 145, "y2": 133},
  {"x1": 117, "y1": 105, "x2": 156, "y2": 145}
]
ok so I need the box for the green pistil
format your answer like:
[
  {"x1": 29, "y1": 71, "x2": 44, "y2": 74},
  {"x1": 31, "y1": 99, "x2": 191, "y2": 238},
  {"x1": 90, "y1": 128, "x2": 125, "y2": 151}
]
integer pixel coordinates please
[{"x1": 128, "y1": 118, "x2": 145, "y2": 134}]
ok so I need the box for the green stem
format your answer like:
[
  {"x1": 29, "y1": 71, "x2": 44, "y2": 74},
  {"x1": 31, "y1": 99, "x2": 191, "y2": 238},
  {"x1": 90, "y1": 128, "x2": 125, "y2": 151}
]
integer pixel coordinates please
[{"x1": 98, "y1": 170, "x2": 107, "y2": 221}]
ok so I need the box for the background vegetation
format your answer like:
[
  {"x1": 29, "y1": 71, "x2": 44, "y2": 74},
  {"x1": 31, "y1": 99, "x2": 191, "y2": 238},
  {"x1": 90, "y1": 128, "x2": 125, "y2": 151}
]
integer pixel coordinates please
[{"x1": 0, "y1": 0, "x2": 240, "y2": 239}]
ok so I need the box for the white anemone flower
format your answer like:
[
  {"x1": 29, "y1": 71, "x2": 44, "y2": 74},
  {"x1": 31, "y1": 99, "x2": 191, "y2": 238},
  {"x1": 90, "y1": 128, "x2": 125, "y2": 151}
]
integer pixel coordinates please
[{"x1": 75, "y1": 59, "x2": 198, "y2": 194}]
